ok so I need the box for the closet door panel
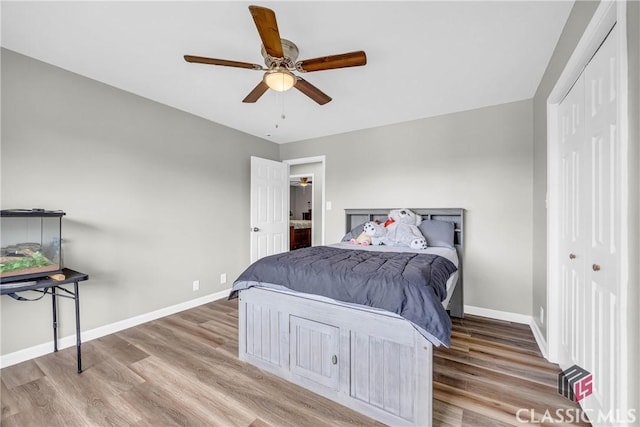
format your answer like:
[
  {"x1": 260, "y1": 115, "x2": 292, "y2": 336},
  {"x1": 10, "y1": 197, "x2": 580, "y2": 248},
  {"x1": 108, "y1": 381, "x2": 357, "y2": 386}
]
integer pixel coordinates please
[
  {"x1": 558, "y1": 72, "x2": 587, "y2": 368},
  {"x1": 584, "y1": 24, "x2": 619, "y2": 414}
]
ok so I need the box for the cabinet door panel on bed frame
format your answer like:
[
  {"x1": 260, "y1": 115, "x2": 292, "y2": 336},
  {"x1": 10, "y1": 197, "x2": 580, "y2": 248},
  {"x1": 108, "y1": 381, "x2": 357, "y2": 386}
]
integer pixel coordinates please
[
  {"x1": 351, "y1": 332, "x2": 417, "y2": 420},
  {"x1": 290, "y1": 316, "x2": 340, "y2": 390},
  {"x1": 242, "y1": 301, "x2": 288, "y2": 367}
]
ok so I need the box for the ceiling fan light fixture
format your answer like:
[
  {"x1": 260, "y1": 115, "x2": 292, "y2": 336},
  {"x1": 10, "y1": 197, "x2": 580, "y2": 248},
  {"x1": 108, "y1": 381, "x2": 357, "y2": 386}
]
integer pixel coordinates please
[{"x1": 264, "y1": 67, "x2": 296, "y2": 92}]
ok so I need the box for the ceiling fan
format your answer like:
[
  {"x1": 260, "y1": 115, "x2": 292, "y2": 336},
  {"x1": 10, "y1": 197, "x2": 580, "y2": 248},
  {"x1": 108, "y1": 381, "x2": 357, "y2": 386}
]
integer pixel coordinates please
[
  {"x1": 290, "y1": 177, "x2": 312, "y2": 186},
  {"x1": 184, "y1": 5, "x2": 367, "y2": 105}
]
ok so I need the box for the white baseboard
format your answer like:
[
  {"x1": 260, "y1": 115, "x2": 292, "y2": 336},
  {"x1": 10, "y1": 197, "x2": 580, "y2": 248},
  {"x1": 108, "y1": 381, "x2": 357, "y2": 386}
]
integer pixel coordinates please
[
  {"x1": 464, "y1": 304, "x2": 532, "y2": 324},
  {"x1": 0, "y1": 288, "x2": 231, "y2": 369},
  {"x1": 464, "y1": 304, "x2": 549, "y2": 360},
  {"x1": 529, "y1": 319, "x2": 549, "y2": 359}
]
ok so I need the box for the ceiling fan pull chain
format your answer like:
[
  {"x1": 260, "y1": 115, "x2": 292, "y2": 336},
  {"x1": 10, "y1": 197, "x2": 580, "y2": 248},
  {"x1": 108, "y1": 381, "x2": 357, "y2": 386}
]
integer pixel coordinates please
[
  {"x1": 281, "y1": 87, "x2": 286, "y2": 121},
  {"x1": 274, "y1": 89, "x2": 286, "y2": 131},
  {"x1": 273, "y1": 90, "x2": 285, "y2": 130}
]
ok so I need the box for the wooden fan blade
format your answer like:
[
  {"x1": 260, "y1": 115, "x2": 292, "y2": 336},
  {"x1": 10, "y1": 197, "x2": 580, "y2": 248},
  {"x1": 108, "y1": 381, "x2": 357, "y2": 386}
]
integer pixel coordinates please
[
  {"x1": 249, "y1": 5, "x2": 284, "y2": 58},
  {"x1": 294, "y1": 78, "x2": 332, "y2": 105},
  {"x1": 296, "y1": 51, "x2": 367, "y2": 72},
  {"x1": 242, "y1": 81, "x2": 269, "y2": 103},
  {"x1": 184, "y1": 55, "x2": 263, "y2": 70}
]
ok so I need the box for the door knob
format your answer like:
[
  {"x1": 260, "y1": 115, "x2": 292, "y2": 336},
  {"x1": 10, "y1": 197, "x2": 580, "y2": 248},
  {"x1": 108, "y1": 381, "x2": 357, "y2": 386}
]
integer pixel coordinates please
[
  {"x1": 252, "y1": 227, "x2": 260, "y2": 232},
  {"x1": 592, "y1": 264, "x2": 601, "y2": 272},
  {"x1": 331, "y1": 355, "x2": 338, "y2": 365},
  {"x1": 569, "y1": 253, "x2": 576, "y2": 260}
]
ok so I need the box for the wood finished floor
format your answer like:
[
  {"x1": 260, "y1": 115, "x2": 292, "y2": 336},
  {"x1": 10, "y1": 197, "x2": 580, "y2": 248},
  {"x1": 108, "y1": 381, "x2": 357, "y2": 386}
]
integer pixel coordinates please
[{"x1": 1, "y1": 298, "x2": 588, "y2": 426}]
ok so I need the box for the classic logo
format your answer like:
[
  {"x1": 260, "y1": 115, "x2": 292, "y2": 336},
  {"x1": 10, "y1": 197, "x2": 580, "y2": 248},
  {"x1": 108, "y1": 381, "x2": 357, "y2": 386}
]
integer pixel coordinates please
[{"x1": 558, "y1": 365, "x2": 593, "y2": 402}]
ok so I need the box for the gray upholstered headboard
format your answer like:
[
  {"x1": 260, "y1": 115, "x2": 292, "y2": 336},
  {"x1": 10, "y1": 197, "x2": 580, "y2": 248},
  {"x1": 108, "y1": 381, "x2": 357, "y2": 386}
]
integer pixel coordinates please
[{"x1": 344, "y1": 208, "x2": 465, "y2": 317}]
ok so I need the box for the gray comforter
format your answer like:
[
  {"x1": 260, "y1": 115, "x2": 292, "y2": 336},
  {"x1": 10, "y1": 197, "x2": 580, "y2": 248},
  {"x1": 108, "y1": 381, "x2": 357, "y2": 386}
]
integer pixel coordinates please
[{"x1": 230, "y1": 245, "x2": 457, "y2": 346}]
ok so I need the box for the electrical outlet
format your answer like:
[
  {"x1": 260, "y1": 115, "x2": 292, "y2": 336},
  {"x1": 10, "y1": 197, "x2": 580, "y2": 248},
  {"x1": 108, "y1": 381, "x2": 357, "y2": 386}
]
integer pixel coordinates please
[
  {"x1": 192, "y1": 280, "x2": 200, "y2": 291},
  {"x1": 220, "y1": 273, "x2": 227, "y2": 284},
  {"x1": 540, "y1": 306, "x2": 544, "y2": 324}
]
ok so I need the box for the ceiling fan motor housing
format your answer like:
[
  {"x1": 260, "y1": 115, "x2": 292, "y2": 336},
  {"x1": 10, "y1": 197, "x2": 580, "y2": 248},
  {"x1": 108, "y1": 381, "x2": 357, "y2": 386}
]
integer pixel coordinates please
[{"x1": 261, "y1": 38, "x2": 299, "y2": 70}]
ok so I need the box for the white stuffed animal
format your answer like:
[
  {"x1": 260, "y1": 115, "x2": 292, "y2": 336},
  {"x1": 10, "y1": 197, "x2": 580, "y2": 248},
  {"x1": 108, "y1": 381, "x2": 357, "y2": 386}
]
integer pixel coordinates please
[
  {"x1": 363, "y1": 221, "x2": 387, "y2": 246},
  {"x1": 380, "y1": 208, "x2": 427, "y2": 250}
]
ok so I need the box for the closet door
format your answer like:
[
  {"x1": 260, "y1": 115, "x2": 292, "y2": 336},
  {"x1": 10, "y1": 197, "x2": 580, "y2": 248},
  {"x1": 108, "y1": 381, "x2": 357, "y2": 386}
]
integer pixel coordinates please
[
  {"x1": 556, "y1": 24, "x2": 620, "y2": 419},
  {"x1": 557, "y1": 72, "x2": 587, "y2": 369},
  {"x1": 583, "y1": 24, "x2": 620, "y2": 415}
]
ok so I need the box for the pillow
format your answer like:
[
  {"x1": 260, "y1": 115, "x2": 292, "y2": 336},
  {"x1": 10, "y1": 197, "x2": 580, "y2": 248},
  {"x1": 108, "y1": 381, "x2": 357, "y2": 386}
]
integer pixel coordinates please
[
  {"x1": 341, "y1": 222, "x2": 367, "y2": 242},
  {"x1": 418, "y1": 220, "x2": 455, "y2": 248}
]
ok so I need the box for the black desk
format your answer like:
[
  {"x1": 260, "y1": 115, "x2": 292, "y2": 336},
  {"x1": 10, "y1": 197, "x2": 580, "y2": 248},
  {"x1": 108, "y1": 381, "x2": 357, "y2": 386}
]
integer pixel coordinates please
[{"x1": 1, "y1": 268, "x2": 89, "y2": 373}]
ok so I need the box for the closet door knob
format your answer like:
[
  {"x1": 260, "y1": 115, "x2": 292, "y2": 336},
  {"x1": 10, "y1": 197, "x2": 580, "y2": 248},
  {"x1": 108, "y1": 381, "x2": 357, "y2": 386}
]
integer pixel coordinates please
[
  {"x1": 331, "y1": 355, "x2": 338, "y2": 365},
  {"x1": 592, "y1": 264, "x2": 601, "y2": 272},
  {"x1": 252, "y1": 227, "x2": 260, "y2": 232},
  {"x1": 569, "y1": 253, "x2": 576, "y2": 260}
]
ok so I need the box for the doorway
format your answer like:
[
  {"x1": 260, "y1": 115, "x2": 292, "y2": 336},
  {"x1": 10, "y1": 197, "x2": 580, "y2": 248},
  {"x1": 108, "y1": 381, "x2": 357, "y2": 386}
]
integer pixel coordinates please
[
  {"x1": 283, "y1": 156, "x2": 326, "y2": 248},
  {"x1": 289, "y1": 174, "x2": 313, "y2": 249}
]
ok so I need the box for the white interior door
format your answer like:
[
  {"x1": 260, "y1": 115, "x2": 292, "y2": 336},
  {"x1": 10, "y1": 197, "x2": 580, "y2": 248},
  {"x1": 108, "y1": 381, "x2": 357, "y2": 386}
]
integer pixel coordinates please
[
  {"x1": 581, "y1": 25, "x2": 620, "y2": 417},
  {"x1": 557, "y1": 72, "x2": 587, "y2": 369},
  {"x1": 250, "y1": 156, "x2": 289, "y2": 263},
  {"x1": 555, "y1": 25, "x2": 621, "y2": 421}
]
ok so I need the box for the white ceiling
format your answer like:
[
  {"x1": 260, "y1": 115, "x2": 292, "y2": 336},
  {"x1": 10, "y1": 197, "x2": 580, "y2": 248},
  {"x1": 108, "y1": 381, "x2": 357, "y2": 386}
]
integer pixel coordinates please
[{"x1": 1, "y1": 1, "x2": 574, "y2": 144}]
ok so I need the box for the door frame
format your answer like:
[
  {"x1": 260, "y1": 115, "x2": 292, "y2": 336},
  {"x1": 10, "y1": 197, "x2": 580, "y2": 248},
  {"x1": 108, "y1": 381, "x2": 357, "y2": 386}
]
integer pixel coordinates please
[
  {"x1": 283, "y1": 156, "x2": 326, "y2": 245},
  {"x1": 547, "y1": 0, "x2": 628, "y2": 364}
]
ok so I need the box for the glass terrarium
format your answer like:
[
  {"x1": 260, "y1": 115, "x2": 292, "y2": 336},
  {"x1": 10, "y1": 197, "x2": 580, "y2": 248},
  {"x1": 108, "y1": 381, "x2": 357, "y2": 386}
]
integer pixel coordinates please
[{"x1": 1, "y1": 209, "x2": 65, "y2": 283}]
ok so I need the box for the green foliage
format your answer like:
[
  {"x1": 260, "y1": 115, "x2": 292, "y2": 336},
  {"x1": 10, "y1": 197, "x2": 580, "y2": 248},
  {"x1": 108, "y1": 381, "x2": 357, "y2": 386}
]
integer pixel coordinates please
[{"x1": 0, "y1": 251, "x2": 53, "y2": 273}]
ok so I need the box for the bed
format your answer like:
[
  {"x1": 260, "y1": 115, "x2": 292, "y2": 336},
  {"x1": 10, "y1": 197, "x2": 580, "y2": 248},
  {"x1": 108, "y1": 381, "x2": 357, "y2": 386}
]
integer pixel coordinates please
[
  {"x1": 231, "y1": 208, "x2": 464, "y2": 426},
  {"x1": 289, "y1": 219, "x2": 312, "y2": 249}
]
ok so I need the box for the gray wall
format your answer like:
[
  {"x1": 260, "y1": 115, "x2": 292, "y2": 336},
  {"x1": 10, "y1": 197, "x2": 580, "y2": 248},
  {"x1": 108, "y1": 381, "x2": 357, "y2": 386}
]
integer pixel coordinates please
[
  {"x1": 1, "y1": 49, "x2": 279, "y2": 354},
  {"x1": 280, "y1": 100, "x2": 534, "y2": 315}
]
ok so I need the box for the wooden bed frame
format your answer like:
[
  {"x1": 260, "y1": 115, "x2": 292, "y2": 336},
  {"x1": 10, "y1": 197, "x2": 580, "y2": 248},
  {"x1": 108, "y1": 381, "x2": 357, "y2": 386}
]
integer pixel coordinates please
[{"x1": 237, "y1": 208, "x2": 464, "y2": 426}]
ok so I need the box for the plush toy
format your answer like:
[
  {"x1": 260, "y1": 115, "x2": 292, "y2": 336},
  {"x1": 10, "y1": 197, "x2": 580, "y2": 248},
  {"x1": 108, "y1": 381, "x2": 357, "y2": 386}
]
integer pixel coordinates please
[
  {"x1": 350, "y1": 231, "x2": 372, "y2": 246},
  {"x1": 363, "y1": 221, "x2": 386, "y2": 246},
  {"x1": 379, "y1": 208, "x2": 428, "y2": 249},
  {"x1": 350, "y1": 221, "x2": 386, "y2": 246}
]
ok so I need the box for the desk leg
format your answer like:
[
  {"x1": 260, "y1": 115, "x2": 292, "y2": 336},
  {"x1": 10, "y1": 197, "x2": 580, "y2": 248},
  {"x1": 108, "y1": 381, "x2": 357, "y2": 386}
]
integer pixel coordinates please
[
  {"x1": 74, "y1": 281, "x2": 82, "y2": 373},
  {"x1": 52, "y1": 287, "x2": 58, "y2": 352}
]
